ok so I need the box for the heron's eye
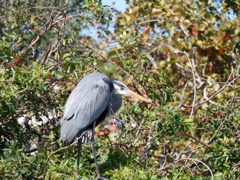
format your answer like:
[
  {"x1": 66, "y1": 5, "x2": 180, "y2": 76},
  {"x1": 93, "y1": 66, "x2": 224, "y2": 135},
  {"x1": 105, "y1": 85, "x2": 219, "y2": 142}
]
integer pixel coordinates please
[{"x1": 120, "y1": 86, "x2": 125, "y2": 90}]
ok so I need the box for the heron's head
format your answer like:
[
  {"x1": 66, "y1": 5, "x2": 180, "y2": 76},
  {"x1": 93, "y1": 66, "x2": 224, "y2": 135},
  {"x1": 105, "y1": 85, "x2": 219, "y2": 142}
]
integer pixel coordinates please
[{"x1": 112, "y1": 80, "x2": 152, "y2": 103}]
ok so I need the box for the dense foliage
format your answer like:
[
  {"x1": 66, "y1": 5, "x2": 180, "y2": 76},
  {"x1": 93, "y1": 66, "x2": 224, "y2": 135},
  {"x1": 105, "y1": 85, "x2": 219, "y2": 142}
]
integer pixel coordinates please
[{"x1": 0, "y1": 0, "x2": 239, "y2": 179}]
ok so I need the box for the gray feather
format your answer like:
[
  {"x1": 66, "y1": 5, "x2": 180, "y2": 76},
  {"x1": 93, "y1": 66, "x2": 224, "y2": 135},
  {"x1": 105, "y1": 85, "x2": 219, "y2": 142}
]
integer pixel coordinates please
[
  {"x1": 109, "y1": 94, "x2": 122, "y2": 115},
  {"x1": 60, "y1": 72, "x2": 111, "y2": 144}
]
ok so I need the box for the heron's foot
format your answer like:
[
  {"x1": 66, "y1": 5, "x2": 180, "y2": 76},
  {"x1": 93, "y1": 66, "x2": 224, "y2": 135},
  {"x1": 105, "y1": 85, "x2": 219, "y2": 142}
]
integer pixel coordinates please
[{"x1": 95, "y1": 176, "x2": 108, "y2": 180}]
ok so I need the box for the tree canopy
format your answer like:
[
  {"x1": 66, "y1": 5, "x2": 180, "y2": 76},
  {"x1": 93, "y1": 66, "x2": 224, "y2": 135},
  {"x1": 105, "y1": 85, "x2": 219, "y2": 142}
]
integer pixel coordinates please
[{"x1": 0, "y1": 0, "x2": 239, "y2": 179}]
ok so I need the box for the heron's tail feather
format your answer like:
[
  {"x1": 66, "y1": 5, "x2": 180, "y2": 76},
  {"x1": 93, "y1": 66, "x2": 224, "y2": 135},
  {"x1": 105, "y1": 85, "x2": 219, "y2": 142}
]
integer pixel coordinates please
[{"x1": 61, "y1": 130, "x2": 92, "y2": 146}]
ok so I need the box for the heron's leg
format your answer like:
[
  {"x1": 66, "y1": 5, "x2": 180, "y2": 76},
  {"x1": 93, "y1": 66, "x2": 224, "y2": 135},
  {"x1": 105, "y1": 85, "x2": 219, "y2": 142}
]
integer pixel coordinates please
[
  {"x1": 76, "y1": 138, "x2": 82, "y2": 180},
  {"x1": 91, "y1": 121, "x2": 103, "y2": 179}
]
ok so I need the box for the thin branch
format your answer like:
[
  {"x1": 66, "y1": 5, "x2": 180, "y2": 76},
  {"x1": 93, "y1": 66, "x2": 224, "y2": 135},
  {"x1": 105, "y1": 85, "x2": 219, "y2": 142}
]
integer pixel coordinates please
[
  {"x1": 177, "y1": 80, "x2": 191, "y2": 109},
  {"x1": 46, "y1": 135, "x2": 83, "y2": 163},
  {"x1": 183, "y1": 73, "x2": 239, "y2": 108},
  {"x1": 174, "y1": 153, "x2": 193, "y2": 180},
  {"x1": 88, "y1": 45, "x2": 152, "y2": 99},
  {"x1": 10, "y1": 67, "x2": 15, "y2": 82},
  {"x1": 88, "y1": 46, "x2": 131, "y2": 77},
  {"x1": 136, "y1": 118, "x2": 146, "y2": 136},
  {"x1": 187, "y1": 54, "x2": 197, "y2": 118},
  {"x1": 146, "y1": 54, "x2": 157, "y2": 69},
  {"x1": 177, "y1": 158, "x2": 214, "y2": 180},
  {"x1": 17, "y1": 85, "x2": 29, "y2": 94},
  {"x1": 184, "y1": 132, "x2": 212, "y2": 149},
  {"x1": 52, "y1": 13, "x2": 87, "y2": 26},
  {"x1": 207, "y1": 90, "x2": 237, "y2": 144},
  {"x1": 20, "y1": 12, "x2": 89, "y2": 55},
  {"x1": 136, "y1": 19, "x2": 162, "y2": 26}
]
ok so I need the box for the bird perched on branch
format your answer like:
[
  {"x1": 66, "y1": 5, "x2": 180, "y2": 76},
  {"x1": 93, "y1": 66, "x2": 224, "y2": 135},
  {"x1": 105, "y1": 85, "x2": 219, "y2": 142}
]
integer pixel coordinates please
[{"x1": 60, "y1": 72, "x2": 152, "y2": 180}]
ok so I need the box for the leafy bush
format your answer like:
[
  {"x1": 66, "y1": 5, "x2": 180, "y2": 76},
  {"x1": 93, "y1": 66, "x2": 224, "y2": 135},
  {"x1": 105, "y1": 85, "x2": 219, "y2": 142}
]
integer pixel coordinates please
[{"x1": 0, "y1": 0, "x2": 239, "y2": 179}]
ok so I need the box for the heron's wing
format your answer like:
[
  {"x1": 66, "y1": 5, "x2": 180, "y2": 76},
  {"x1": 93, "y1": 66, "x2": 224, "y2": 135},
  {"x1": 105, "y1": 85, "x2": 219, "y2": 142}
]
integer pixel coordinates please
[{"x1": 60, "y1": 73, "x2": 111, "y2": 144}]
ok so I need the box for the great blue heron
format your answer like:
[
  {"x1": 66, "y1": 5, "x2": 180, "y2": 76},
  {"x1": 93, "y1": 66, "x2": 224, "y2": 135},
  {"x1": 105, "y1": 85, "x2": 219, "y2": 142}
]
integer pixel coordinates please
[{"x1": 60, "y1": 72, "x2": 151, "y2": 180}]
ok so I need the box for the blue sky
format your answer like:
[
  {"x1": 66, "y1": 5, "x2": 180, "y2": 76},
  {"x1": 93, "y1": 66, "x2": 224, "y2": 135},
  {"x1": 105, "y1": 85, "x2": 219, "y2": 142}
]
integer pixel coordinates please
[
  {"x1": 82, "y1": 0, "x2": 129, "y2": 37},
  {"x1": 102, "y1": 0, "x2": 129, "y2": 13}
]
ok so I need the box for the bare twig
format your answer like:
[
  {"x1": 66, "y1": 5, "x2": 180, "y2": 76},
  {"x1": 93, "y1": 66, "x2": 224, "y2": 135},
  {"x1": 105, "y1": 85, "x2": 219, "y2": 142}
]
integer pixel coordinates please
[
  {"x1": 88, "y1": 46, "x2": 131, "y2": 77},
  {"x1": 207, "y1": 90, "x2": 237, "y2": 144},
  {"x1": 174, "y1": 153, "x2": 193, "y2": 180},
  {"x1": 177, "y1": 158, "x2": 214, "y2": 180},
  {"x1": 166, "y1": 43, "x2": 240, "y2": 109},
  {"x1": 10, "y1": 67, "x2": 15, "y2": 82},
  {"x1": 17, "y1": 85, "x2": 29, "y2": 94},
  {"x1": 188, "y1": 51, "x2": 197, "y2": 118},
  {"x1": 136, "y1": 118, "x2": 146, "y2": 136},
  {"x1": 136, "y1": 19, "x2": 162, "y2": 26},
  {"x1": 46, "y1": 134, "x2": 85, "y2": 162},
  {"x1": 183, "y1": 73, "x2": 239, "y2": 108},
  {"x1": 146, "y1": 54, "x2": 158, "y2": 69},
  {"x1": 177, "y1": 80, "x2": 191, "y2": 109},
  {"x1": 87, "y1": 45, "x2": 151, "y2": 98},
  {"x1": 20, "y1": 12, "x2": 89, "y2": 55},
  {"x1": 184, "y1": 132, "x2": 212, "y2": 149}
]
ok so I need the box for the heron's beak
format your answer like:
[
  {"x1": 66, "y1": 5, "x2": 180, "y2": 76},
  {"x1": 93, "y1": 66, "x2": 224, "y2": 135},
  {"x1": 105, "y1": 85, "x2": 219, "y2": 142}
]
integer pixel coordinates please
[{"x1": 125, "y1": 89, "x2": 152, "y2": 103}]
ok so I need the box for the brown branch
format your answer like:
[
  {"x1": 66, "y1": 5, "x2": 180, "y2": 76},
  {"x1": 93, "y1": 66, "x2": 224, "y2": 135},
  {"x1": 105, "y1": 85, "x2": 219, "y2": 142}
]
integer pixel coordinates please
[
  {"x1": 136, "y1": 118, "x2": 146, "y2": 136},
  {"x1": 187, "y1": 53, "x2": 197, "y2": 118},
  {"x1": 88, "y1": 45, "x2": 131, "y2": 77},
  {"x1": 20, "y1": 12, "x2": 89, "y2": 55},
  {"x1": 87, "y1": 45, "x2": 152, "y2": 99},
  {"x1": 173, "y1": 153, "x2": 193, "y2": 180},
  {"x1": 184, "y1": 132, "x2": 212, "y2": 149},
  {"x1": 46, "y1": 136, "x2": 82, "y2": 163},
  {"x1": 17, "y1": 85, "x2": 29, "y2": 94},
  {"x1": 182, "y1": 73, "x2": 240, "y2": 108},
  {"x1": 177, "y1": 158, "x2": 214, "y2": 180},
  {"x1": 207, "y1": 90, "x2": 238, "y2": 144},
  {"x1": 51, "y1": 13, "x2": 87, "y2": 26}
]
